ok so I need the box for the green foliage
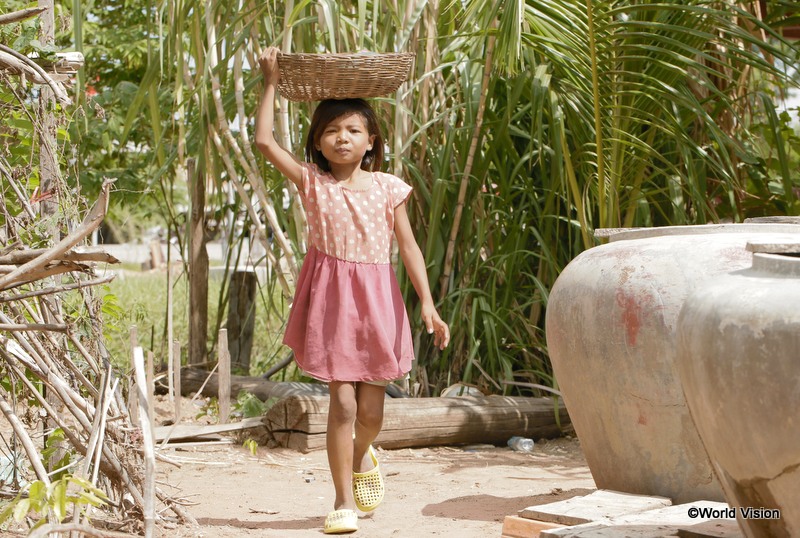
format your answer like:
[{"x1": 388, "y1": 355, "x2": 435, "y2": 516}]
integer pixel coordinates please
[
  {"x1": 194, "y1": 397, "x2": 218, "y2": 421},
  {"x1": 242, "y1": 438, "x2": 259, "y2": 456},
  {"x1": 40, "y1": 430, "x2": 72, "y2": 482},
  {"x1": 19, "y1": 0, "x2": 797, "y2": 396},
  {"x1": 0, "y1": 475, "x2": 108, "y2": 530},
  {"x1": 233, "y1": 391, "x2": 271, "y2": 419}
]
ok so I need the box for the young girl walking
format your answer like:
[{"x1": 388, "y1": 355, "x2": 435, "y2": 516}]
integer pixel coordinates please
[{"x1": 255, "y1": 46, "x2": 450, "y2": 534}]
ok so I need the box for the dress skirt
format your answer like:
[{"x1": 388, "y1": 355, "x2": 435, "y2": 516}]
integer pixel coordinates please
[{"x1": 283, "y1": 247, "x2": 415, "y2": 382}]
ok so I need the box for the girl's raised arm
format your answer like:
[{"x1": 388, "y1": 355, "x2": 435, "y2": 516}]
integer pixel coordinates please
[{"x1": 254, "y1": 47, "x2": 304, "y2": 190}]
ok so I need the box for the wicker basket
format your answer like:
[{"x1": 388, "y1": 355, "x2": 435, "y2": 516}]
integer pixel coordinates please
[{"x1": 276, "y1": 52, "x2": 415, "y2": 102}]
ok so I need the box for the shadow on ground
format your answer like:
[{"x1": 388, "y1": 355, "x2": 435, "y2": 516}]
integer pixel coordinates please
[{"x1": 421, "y1": 488, "x2": 594, "y2": 522}]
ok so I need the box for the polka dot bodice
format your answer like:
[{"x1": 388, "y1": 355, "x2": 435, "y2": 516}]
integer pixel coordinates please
[{"x1": 300, "y1": 163, "x2": 412, "y2": 264}]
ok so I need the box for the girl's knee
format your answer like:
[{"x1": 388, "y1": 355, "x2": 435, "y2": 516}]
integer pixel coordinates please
[
  {"x1": 356, "y1": 406, "x2": 384, "y2": 429},
  {"x1": 329, "y1": 397, "x2": 358, "y2": 425}
]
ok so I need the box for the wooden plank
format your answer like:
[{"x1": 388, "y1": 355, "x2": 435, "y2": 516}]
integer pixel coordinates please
[
  {"x1": 746, "y1": 241, "x2": 800, "y2": 254},
  {"x1": 540, "y1": 501, "x2": 733, "y2": 538},
  {"x1": 154, "y1": 417, "x2": 265, "y2": 442},
  {"x1": 520, "y1": 489, "x2": 671, "y2": 526},
  {"x1": 265, "y1": 395, "x2": 570, "y2": 452},
  {"x1": 502, "y1": 516, "x2": 564, "y2": 538}
]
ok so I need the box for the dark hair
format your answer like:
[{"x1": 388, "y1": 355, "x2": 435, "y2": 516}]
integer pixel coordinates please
[{"x1": 304, "y1": 98, "x2": 384, "y2": 173}]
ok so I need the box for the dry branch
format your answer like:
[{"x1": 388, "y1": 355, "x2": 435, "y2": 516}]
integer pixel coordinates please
[
  {"x1": 0, "y1": 178, "x2": 112, "y2": 291},
  {"x1": 0, "y1": 39, "x2": 190, "y2": 536},
  {"x1": 0, "y1": 247, "x2": 119, "y2": 265},
  {"x1": 0, "y1": 7, "x2": 48, "y2": 26},
  {"x1": 0, "y1": 322, "x2": 69, "y2": 332},
  {"x1": 0, "y1": 275, "x2": 116, "y2": 304},
  {"x1": 0, "y1": 44, "x2": 71, "y2": 105}
]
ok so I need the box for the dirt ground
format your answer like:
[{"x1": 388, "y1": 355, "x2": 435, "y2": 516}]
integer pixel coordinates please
[{"x1": 154, "y1": 395, "x2": 597, "y2": 538}]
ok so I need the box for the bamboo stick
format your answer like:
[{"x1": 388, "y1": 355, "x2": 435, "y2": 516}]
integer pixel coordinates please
[
  {"x1": 439, "y1": 29, "x2": 495, "y2": 301},
  {"x1": 167, "y1": 265, "x2": 174, "y2": 403},
  {"x1": 204, "y1": 8, "x2": 298, "y2": 282},
  {"x1": 129, "y1": 327, "x2": 139, "y2": 426},
  {"x1": 132, "y1": 347, "x2": 156, "y2": 538},
  {"x1": 146, "y1": 351, "x2": 155, "y2": 431},
  {"x1": 0, "y1": 322, "x2": 68, "y2": 331},
  {"x1": 0, "y1": 392, "x2": 50, "y2": 485}
]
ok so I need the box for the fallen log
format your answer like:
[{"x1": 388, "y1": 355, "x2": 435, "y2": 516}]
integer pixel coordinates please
[
  {"x1": 174, "y1": 367, "x2": 408, "y2": 400},
  {"x1": 263, "y1": 394, "x2": 570, "y2": 452},
  {"x1": 175, "y1": 367, "x2": 329, "y2": 401}
]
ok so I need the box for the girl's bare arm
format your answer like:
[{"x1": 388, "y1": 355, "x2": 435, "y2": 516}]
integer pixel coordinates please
[
  {"x1": 394, "y1": 202, "x2": 450, "y2": 349},
  {"x1": 254, "y1": 46, "x2": 304, "y2": 189}
]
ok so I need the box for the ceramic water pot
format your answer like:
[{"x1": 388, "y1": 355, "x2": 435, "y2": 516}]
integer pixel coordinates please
[
  {"x1": 677, "y1": 246, "x2": 800, "y2": 537},
  {"x1": 545, "y1": 223, "x2": 800, "y2": 503}
]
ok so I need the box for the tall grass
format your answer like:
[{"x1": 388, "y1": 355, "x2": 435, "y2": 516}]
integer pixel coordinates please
[{"x1": 100, "y1": 267, "x2": 296, "y2": 378}]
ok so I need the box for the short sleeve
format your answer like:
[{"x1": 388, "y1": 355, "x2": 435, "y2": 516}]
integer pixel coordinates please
[
  {"x1": 298, "y1": 162, "x2": 319, "y2": 199},
  {"x1": 386, "y1": 174, "x2": 413, "y2": 208}
]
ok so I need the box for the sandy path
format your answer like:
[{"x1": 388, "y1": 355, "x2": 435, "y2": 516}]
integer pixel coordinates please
[{"x1": 158, "y1": 434, "x2": 595, "y2": 537}]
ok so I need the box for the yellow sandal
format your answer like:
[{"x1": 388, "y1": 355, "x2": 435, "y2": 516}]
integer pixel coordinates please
[
  {"x1": 352, "y1": 445, "x2": 384, "y2": 512},
  {"x1": 323, "y1": 509, "x2": 358, "y2": 534}
]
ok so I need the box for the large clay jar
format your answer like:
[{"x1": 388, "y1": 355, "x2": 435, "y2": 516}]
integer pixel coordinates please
[
  {"x1": 545, "y1": 223, "x2": 800, "y2": 503},
  {"x1": 676, "y1": 246, "x2": 800, "y2": 537}
]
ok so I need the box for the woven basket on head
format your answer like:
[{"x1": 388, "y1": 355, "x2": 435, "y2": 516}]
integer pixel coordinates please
[{"x1": 276, "y1": 52, "x2": 415, "y2": 102}]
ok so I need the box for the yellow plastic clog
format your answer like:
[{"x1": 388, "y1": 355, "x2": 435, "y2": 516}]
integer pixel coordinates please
[
  {"x1": 352, "y1": 445, "x2": 384, "y2": 512},
  {"x1": 323, "y1": 509, "x2": 358, "y2": 534}
]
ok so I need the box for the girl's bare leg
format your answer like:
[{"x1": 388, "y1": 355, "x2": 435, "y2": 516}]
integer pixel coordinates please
[
  {"x1": 353, "y1": 382, "x2": 386, "y2": 472},
  {"x1": 327, "y1": 381, "x2": 358, "y2": 510}
]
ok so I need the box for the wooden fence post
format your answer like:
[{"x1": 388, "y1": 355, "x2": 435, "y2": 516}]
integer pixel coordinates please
[
  {"x1": 173, "y1": 340, "x2": 182, "y2": 423},
  {"x1": 218, "y1": 330, "x2": 230, "y2": 424},
  {"x1": 227, "y1": 270, "x2": 257, "y2": 373}
]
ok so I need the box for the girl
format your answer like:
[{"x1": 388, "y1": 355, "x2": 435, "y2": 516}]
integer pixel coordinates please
[{"x1": 255, "y1": 47, "x2": 450, "y2": 535}]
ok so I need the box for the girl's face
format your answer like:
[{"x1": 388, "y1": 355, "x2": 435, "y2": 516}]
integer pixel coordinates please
[{"x1": 316, "y1": 113, "x2": 376, "y2": 169}]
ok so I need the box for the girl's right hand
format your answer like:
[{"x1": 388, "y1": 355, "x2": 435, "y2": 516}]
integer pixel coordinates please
[{"x1": 258, "y1": 46, "x2": 280, "y2": 85}]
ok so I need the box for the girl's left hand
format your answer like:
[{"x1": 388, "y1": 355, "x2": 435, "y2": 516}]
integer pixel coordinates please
[{"x1": 422, "y1": 303, "x2": 450, "y2": 350}]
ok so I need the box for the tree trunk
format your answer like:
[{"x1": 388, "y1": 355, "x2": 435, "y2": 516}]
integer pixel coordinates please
[{"x1": 188, "y1": 158, "x2": 208, "y2": 366}]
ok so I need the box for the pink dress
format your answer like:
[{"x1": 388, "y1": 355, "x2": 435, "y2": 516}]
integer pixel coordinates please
[{"x1": 282, "y1": 162, "x2": 415, "y2": 382}]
